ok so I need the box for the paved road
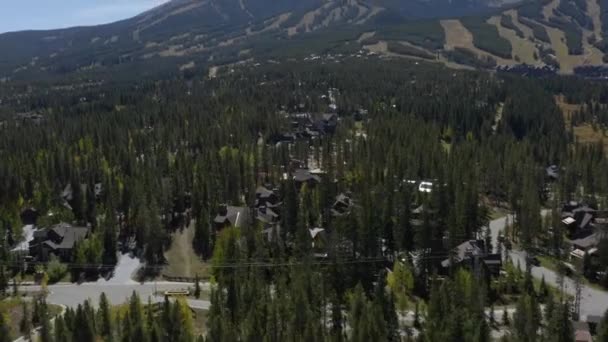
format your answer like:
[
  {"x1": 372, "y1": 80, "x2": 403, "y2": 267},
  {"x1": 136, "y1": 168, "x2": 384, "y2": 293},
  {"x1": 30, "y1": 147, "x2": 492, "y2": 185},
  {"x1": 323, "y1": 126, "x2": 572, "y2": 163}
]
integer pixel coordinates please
[
  {"x1": 20, "y1": 281, "x2": 211, "y2": 310},
  {"x1": 489, "y1": 213, "x2": 608, "y2": 318}
]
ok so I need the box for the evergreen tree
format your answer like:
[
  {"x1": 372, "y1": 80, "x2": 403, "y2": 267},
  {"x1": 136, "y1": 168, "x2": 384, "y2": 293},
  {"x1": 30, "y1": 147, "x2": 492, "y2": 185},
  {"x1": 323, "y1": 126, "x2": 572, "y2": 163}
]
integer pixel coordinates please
[
  {"x1": 194, "y1": 274, "x2": 201, "y2": 299},
  {"x1": 0, "y1": 311, "x2": 10, "y2": 342},
  {"x1": 99, "y1": 293, "x2": 113, "y2": 340},
  {"x1": 39, "y1": 300, "x2": 53, "y2": 342},
  {"x1": 12, "y1": 278, "x2": 18, "y2": 297},
  {"x1": 20, "y1": 301, "x2": 32, "y2": 339},
  {"x1": 597, "y1": 308, "x2": 608, "y2": 341},
  {"x1": 102, "y1": 207, "x2": 118, "y2": 266},
  {"x1": 0, "y1": 266, "x2": 7, "y2": 297},
  {"x1": 53, "y1": 316, "x2": 69, "y2": 342},
  {"x1": 193, "y1": 210, "x2": 211, "y2": 259},
  {"x1": 512, "y1": 294, "x2": 540, "y2": 342},
  {"x1": 545, "y1": 300, "x2": 573, "y2": 342}
]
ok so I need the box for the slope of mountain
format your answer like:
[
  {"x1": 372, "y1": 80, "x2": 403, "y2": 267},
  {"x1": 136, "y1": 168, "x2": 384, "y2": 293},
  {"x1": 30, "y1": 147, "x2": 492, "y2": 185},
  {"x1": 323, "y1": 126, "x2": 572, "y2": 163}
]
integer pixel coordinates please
[{"x1": 0, "y1": 0, "x2": 604, "y2": 81}]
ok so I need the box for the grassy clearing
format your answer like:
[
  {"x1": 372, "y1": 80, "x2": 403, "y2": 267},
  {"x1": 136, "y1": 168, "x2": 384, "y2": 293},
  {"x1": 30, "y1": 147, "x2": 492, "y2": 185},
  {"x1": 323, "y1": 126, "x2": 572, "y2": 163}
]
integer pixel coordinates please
[
  {"x1": 573, "y1": 124, "x2": 608, "y2": 150},
  {"x1": 163, "y1": 222, "x2": 210, "y2": 280},
  {"x1": 556, "y1": 95, "x2": 608, "y2": 152}
]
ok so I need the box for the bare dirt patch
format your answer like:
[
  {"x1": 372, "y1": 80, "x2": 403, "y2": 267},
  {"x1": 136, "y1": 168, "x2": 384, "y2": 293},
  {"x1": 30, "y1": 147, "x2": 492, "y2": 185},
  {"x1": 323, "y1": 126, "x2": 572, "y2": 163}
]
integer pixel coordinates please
[
  {"x1": 163, "y1": 222, "x2": 210, "y2": 279},
  {"x1": 364, "y1": 41, "x2": 389, "y2": 53},
  {"x1": 357, "y1": 31, "x2": 376, "y2": 43}
]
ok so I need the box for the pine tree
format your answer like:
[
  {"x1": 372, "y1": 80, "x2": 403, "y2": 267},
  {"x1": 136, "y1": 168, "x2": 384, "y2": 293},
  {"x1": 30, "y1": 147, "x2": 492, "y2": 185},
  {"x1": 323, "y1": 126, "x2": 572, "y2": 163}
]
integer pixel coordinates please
[
  {"x1": 12, "y1": 278, "x2": 18, "y2": 297},
  {"x1": 0, "y1": 266, "x2": 7, "y2": 297},
  {"x1": 39, "y1": 300, "x2": 52, "y2": 342},
  {"x1": 171, "y1": 299, "x2": 194, "y2": 342},
  {"x1": 0, "y1": 311, "x2": 10, "y2": 342},
  {"x1": 597, "y1": 308, "x2": 608, "y2": 341},
  {"x1": 73, "y1": 302, "x2": 95, "y2": 342},
  {"x1": 543, "y1": 298, "x2": 573, "y2": 342},
  {"x1": 53, "y1": 316, "x2": 69, "y2": 342},
  {"x1": 502, "y1": 309, "x2": 510, "y2": 326},
  {"x1": 194, "y1": 274, "x2": 201, "y2": 299},
  {"x1": 193, "y1": 210, "x2": 211, "y2": 259},
  {"x1": 20, "y1": 301, "x2": 32, "y2": 339},
  {"x1": 539, "y1": 275, "x2": 548, "y2": 302},
  {"x1": 102, "y1": 207, "x2": 118, "y2": 266},
  {"x1": 99, "y1": 293, "x2": 113, "y2": 340}
]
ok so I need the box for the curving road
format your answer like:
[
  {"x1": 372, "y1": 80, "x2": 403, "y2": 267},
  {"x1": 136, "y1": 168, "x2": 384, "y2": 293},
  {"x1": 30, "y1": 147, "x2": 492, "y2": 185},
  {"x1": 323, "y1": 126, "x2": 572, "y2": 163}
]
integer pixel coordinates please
[
  {"x1": 16, "y1": 215, "x2": 608, "y2": 321},
  {"x1": 489, "y1": 213, "x2": 608, "y2": 318}
]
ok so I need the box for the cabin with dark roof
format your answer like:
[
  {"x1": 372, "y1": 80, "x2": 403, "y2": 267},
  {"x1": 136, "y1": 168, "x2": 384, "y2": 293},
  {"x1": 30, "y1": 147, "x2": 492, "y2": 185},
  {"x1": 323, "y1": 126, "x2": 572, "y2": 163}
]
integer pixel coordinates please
[
  {"x1": 255, "y1": 186, "x2": 281, "y2": 208},
  {"x1": 29, "y1": 223, "x2": 91, "y2": 261},
  {"x1": 441, "y1": 240, "x2": 502, "y2": 277},
  {"x1": 214, "y1": 205, "x2": 250, "y2": 231},
  {"x1": 293, "y1": 169, "x2": 321, "y2": 188}
]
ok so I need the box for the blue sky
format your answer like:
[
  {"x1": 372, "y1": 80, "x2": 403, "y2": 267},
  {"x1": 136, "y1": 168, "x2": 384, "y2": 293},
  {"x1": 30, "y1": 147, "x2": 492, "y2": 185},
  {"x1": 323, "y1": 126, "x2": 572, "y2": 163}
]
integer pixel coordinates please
[{"x1": 0, "y1": 0, "x2": 170, "y2": 33}]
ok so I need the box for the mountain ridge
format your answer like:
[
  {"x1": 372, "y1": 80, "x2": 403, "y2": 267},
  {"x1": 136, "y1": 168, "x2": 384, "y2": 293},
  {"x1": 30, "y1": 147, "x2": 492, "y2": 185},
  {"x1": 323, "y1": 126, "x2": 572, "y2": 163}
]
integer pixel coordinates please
[{"x1": 1, "y1": 0, "x2": 603, "y2": 82}]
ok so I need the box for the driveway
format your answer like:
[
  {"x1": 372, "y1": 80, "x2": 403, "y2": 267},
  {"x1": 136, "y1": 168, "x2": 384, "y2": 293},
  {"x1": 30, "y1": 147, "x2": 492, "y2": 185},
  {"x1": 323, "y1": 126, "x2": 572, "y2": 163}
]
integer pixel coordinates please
[
  {"x1": 490, "y1": 213, "x2": 608, "y2": 318},
  {"x1": 96, "y1": 253, "x2": 141, "y2": 285}
]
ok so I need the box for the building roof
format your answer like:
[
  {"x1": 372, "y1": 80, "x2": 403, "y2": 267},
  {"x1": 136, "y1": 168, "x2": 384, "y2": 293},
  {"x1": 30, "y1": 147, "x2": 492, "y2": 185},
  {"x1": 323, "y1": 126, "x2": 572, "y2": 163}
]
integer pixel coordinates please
[
  {"x1": 293, "y1": 169, "x2": 321, "y2": 184},
  {"x1": 442, "y1": 240, "x2": 485, "y2": 268},
  {"x1": 322, "y1": 113, "x2": 337, "y2": 121},
  {"x1": 309, "y1": 228, "x2": 326, "y2": 239},
  {"x1": 33, "y1": 223, "x2": 90, "y2": 250},
  {"x1": 214, "y1": 206, "x2": 250, "y2": 228},
  {"x1": 570, "y1": 231, "x2": 608, "y2": 250},
  {"x1": 256, "y1": 207, "x2": 280, "y2": 224},
  {"x1": 546, "y1": 165, "x2": 559, "y2": 179},
  {"x1": 581, "y1": 213, "x2": 594, "y2": 230},
  {"x1": 256, "y1": 186, "x2": 275, "y2": 198},
  {"x1": 562, "y1": 217, "x2": 576, "y2": 225}
]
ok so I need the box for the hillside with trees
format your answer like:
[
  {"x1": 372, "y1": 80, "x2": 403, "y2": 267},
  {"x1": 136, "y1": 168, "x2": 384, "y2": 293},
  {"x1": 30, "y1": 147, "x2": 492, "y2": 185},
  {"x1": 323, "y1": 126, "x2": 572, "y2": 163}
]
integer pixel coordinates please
[{"x1": 2, "y1": 57, "x2": 608, "y2": 339}]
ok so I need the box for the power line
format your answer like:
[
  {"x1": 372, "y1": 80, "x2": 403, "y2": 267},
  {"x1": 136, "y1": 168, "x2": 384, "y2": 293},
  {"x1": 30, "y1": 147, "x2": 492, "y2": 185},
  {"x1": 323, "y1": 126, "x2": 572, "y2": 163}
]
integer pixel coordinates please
[{"x1": 0, "y1": 254, "x2": 454, "y2": 271}]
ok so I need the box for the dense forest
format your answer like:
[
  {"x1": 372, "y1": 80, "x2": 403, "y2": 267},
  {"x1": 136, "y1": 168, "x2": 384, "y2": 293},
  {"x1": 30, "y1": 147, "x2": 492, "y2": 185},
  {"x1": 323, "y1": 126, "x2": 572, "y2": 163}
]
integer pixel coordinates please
[{"x1": 2, "y1": 58, "x2": 608, "y2": 340}]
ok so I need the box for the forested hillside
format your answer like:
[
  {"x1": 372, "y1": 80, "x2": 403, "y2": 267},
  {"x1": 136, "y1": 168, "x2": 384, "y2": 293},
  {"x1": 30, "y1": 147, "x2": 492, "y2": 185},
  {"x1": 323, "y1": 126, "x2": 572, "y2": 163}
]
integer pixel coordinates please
[
  {"x1": 2, "y1": 58, "x2": 608, "y2": 339},
  {"x1": 3, "y1": 0, "x2": 608, "y2": 82}
]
